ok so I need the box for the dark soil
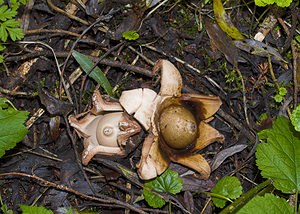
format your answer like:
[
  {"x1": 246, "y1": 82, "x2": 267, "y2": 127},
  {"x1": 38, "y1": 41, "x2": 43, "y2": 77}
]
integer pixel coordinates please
[{"x1": 0, "y1": 0, "x2": 299, "y2": 213}]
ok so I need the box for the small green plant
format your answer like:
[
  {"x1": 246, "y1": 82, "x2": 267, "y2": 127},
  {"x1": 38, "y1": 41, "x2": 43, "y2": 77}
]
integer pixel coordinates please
[
  {"x1": 211, "y1": 176, "x2": 243, "y2": 208},
  {"x1": 19, "y1": 205, "x2": 53, "y2": 214},
  {"x1": 142, "y1": 169, "x2": 183, "y2": 208},
  {"x1": 0, "y1": 0, "x2": 27, "y2": 63},
  {"x1": 122, "y1": 30, "x2": 139, "y2": 41},
  {"x1": 254, "y1": 0, "x2": 293, "y2": 7},
  {"x1": 274, "y1": 86, "x2": 287, "y2": 103},
  {"x1": 291, "y1": 105, "x2": 300, "y2": 132},
  {"x1": 0, "y1": 98, "x2": 29, "y2": 158},
  {"x1": 214, "y1": 116, "x2": 299, "y2": 213}
]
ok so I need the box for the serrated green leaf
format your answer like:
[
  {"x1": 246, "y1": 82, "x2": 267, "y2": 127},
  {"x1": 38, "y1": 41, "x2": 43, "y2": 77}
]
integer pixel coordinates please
[
  {"x1": 19, "y1": 204, "x2": 53, "y2": 214},
  {"x1": 278, "y1": 87, "x2": 287, "y2": 96},
  {"x1": 145, "y1": 169, "x2": 183, "y2": 194},
  {"x1": 72, "y1": 51, "x2": 113, "y2": 96},
  {"x1": 0, "y1": 98, "x2": 29, "y2": 158},
  {"x1": 257, "y1": 116, "x2": 300, "y2": 193},
  {"x1": 0, "y1": 43, "x2": 6, "y2": 51},
  {"x1": 142, "y1": 189, "x2": 166, "y2": 208},
  {"x1": 274, "y1": 94, "x2": 283, "y2": 103},
  {"x1": 0, "y1": 25, "x2": 8, "y2": 42},
  {"x1": 211, "y1": 176, "x2": 243, "y2": 208},
  {"x1": 3, "y1": 19, "x2": 20, "y2": 28},
  {"x1": 7, "y1": 27, "x2": 24, "y2": 41},
  {"x1": 254, "y1": 0, "x2": 292, "y2": 7},
  {"x1": 143, "y1": 169, "x2": 183, "y2": 208},
  {"x1": 122, "y1": 30, "x2": 139, "y2": 41},
  {"x1": 0, "y1": 6, "x2": 17, "y2": 21},
  {"x1": 237, "y1": 193, "x2": 293, "y2": 214},
  {"x1": 213, "y1": 0, "x2": 244, "y2": 40},
  {"x1": 291, "y1": 105, "x2": 300, "y2": 132}
]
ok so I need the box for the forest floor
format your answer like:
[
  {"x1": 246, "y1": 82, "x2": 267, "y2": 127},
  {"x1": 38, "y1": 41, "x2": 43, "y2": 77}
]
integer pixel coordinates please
[{"x1": 0, "y1": 0, "x2": 299, "y2": 213}]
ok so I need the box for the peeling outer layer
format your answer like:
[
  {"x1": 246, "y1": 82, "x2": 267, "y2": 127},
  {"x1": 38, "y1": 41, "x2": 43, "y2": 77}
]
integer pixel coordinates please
[
  {"x1": 119, "y1": 88, "x2": 158, "y2": 131},
  {"x1": 90, "y1": 90, "x2": 123, "y2": 114},
  {"x1": 152, "y1": 59, "x2": 183, "y2": 97}
]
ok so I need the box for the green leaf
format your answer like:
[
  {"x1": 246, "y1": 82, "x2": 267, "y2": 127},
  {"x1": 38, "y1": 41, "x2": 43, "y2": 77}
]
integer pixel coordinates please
[
  {"x1": 0, "y1": 43, "x2": 6, "y2": 51},
  {"x1": 143, "y1": 169, "x2": 183, "y2": 208},
  {"x1": 295, "y1": 36, "x2": 300, "y2": 44},
  {"x1": 0, "y1": 25, "x2": 8, "y2": 42},
  {"x1": 0, "y1": 6, "x2": 17, "y2": 21},
  {"x1": 213, "y1": 0, "x2": 244, "y2": 40},
  {"x1": 143, "y1": 189, "x2": 166, "y2": 208},
  {"x1": 3, "y1": 19, "x2": 20, "y2": 27},
  {"x1": 19, "y1": 205, "x2": 53, "y2": 214},
  {"x1": 211, "y1": 176, "x2": 243, "y2": 208},
  {"x1": 122, "y1": 30, "x2": 139, "y2": 41},
  {"x1": 254, "y1": 0, "x2": 292, "y2": 7},
  {"x1": 257, "y1": 116, "x2": 300, "y2": 193},
  {"x1": 7, "y1": 27, "x2": 24, "y2": 41},
  {"x1": 274, "y1": 94, "x2": 283, "y2": 103},
  {"x1": 72, "y1": 51, "x2": 113, "y2": 96},
  {"x1": 0, "y1": 55, "x2": 3, "y2": 63},
  {"x1": 291, "y1": 104, "x2": 300, "y2": 132},
  {"x1": 0, "y1": 98, "x2": 29, "y2": 158},
  {"x1": 278, "y1": 87, "x2": 287, "y2": 96},
  {"x1": 237, "y1": 193, "x2": 293, "y2": 214}
]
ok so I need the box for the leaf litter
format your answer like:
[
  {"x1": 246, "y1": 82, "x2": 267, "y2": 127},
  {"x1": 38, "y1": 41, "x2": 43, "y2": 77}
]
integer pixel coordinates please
[{"x1": 0, "y1": 0, "x2": 299, "y2": 213}]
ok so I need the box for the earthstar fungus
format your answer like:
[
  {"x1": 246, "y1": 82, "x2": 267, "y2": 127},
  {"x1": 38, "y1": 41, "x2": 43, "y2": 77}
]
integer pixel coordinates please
[{"x1": 69, "y1": 60, "x2": 224, "y2": 180}]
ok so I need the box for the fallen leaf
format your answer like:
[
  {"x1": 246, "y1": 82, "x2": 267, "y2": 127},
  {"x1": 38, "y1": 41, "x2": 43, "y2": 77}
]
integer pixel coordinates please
[
  {"x1": 38, "y1": 88, "x2": 73, "y2": 116},
  {"x1": 213, "y1": 0, "x2": 244, "y2": 40},
  {"x1": 211, "y1": 144, "x2": 248, "y2": 171}
]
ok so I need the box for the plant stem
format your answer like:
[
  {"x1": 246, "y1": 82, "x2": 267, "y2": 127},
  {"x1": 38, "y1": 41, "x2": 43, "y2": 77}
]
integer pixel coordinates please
[
  {"x1": 220, "y1": 179, "x2": 273, "y2": 214},
  {"x1": 267, "y1": 55, "x2": 291, "y2": 117}
]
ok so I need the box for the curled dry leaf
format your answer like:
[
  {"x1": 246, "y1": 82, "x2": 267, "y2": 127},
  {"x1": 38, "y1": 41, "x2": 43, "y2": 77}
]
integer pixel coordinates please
[{"x1": 211, "y1": 144, "x2": 248, "y2": 171}]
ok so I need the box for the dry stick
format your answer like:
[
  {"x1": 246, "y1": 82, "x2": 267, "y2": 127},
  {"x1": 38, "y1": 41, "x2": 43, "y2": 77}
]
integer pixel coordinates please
[
  {"x1": 278, "y1": 16, "x2": 298, "y2": 107},
  {"x1": 4, "y1": 52, "x2": 152, "y2": 77},
  {"x1": 291, "y1": 41, "x2": 299, "y2": 107},
  {"x1": 26, "y1": 29, "x2": 82, "y2": 38},
  {"x1": 0, "y1": 86, "x2": 38, "y2": 97},
  {"x1": 235, "y1": 67, "x2": 249, "y2": 125},
  {"x1": 47, "y1": 0, "x2": 89, "y2": 25},
  {"x1": 0, "y1": 172, "x2": 146, "y2": 214}
]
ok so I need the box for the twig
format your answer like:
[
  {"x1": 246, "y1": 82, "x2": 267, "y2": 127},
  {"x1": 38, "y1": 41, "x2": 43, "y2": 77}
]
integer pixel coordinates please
[
  {"x1": 0, "y1": 87, "x2": 38, "y2": 97},
  {"x1": 236, "y1": 67, "x2": 249, "y2": 125},
  {"x1": 291, "y1": 41, "x2": 299, "y2": 107},
  {"x1": 4, "y1": 51, "x2": 152, "y2": 77},
  {"x1": 0, "y1": 172, "x2": 146, "y2": 214},
  {"x1": 47, "y1": 0, "x2": 89, "y2": 25}
]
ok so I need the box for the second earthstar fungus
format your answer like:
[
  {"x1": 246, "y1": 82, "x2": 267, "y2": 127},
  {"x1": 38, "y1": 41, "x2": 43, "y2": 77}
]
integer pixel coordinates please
[{"x1": 69, "y1": 60, "x2": 224, "y2": 180}]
